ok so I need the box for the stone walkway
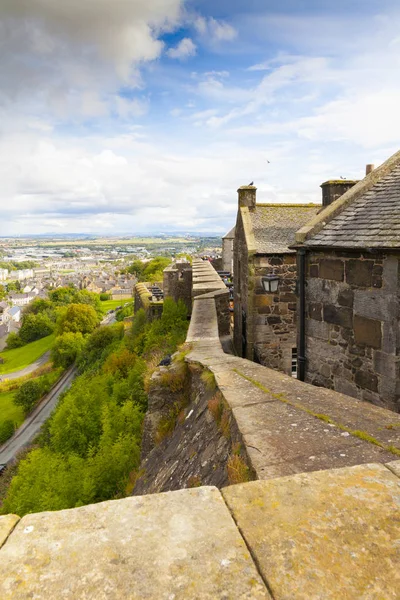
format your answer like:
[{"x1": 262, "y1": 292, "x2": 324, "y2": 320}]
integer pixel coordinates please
[{"x1": 0, "y1": 461, "x2": 399, "y2": 599}]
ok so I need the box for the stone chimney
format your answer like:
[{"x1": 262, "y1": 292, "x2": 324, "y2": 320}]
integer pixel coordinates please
[
  {"x1": 320, "y1": 180, "x2": 359, "y2": 208},
  {"x1": 238, "y1": 185, "x2": 257, "y2": 210},
  {"x1": 366, "y1": 164, "x2": 375, "y2": 175}
]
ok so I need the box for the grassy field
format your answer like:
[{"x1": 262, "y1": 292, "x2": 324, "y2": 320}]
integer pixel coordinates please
[
  {"x1": 0, "y1": 391, "x2": 24, "y2": 428},
  {"x1": 99, "y1": 299, "x2": 131, "y2": 314},
  {"x1": 0, "y1": 334, "x2": 55, "y2": 375}
]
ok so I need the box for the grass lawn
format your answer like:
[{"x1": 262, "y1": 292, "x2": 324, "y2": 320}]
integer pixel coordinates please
[
  {"x1": 99, "y1": 299, "x2": 131, "y2": 314},
  {"x1": 0, "y1": 334, "x2": 55, "y2": 375},
  {"x1": 0, "y1": 391, "x2": 24, "y2": 428}
]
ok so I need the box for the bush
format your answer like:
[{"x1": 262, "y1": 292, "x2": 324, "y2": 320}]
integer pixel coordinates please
[
  {"x1": 14, "y1": 380, "x2": 43, "y2": 413},
  {"x1": 6, "y1": 331, "x2": 24, "y2": 349},
  {"x1": 0, "y1": 419, "x2": 14, "y2": 444},
  {"x1": 100, "y1": 293, "x2": 110, "y2": 301}
]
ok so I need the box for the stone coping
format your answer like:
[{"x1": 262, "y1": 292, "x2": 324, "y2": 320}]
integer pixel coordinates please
[{"x1": 1, "y1": 463, "x2": 399, "y2": 598}]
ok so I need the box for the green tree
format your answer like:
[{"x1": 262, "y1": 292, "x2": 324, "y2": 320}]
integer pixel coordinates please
[
  {"x1": 14, "y1": 380, "x2": 43, "y2": 413},
  {"x1": 6, "y1": 281, "x2": 21, "y2": 292},
  {"x1": 23, "y1": 298, "x2": 53, "y2": 316},
  {"x1": 19, "y1": 312, "x2": 54, "y2": 343},
  {"x1": 77, "y1": 324, "x2": 124, "y2": 372},
  {"x1": 51, "y1": 332, "x2": 85, "y2": 368},
  {"x1": 127, "y1": 260, "x2": 144, "y2": 278},
  {"x1": 49, "y1": 286, "x2": 76, "y2": 306},
  {"x1": 57, "y1": 303, "x2": 99, "y2": 335},
  {"x1": 0, "y1": 285, "x2": 6, "y2": 300},
  {"x1": 142, "y1": 257, "x2": 171, "y2": 282},
  {"x1": 73, "y1": 290, "x2": 102, "y2": 315}
]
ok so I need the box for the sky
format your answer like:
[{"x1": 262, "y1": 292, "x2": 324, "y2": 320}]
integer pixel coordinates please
[{"x1": 1, "y1": 0, "x2": 400, "y2": 236}]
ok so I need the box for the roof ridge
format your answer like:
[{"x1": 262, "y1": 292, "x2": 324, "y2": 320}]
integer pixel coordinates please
[{"x1": 296, "y1": 149, "x2": 400, "y2": 244}]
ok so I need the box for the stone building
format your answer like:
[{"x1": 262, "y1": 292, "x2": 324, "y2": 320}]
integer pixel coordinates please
[
  {"x1": 295, "y1": 151, "x2": 400, "y2": 412},
  {"x1": 222, "y1": 226, "x2": 235, "y2": 273},
  {"x1": 163, "y1": 260, "x2": 192, "y2": 314},
  {"x1": 233, "y1": 185, "x2": 320, "y2": 375}
]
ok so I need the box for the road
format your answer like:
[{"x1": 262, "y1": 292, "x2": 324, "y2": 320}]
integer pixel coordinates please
[
  {"x1": 0, "y1": 366, "x2": 77, "y2": 465},
  {"x1": 101, "y1": 313, "x2": 116, "y2": 325},
  {"x1": 0, "y1": 351, "x2": 51, "y2": 381}
]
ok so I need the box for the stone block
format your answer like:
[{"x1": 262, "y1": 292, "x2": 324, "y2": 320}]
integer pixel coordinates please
[
  {"x1": 323, "y1": 304, "x2": 353, "y2": 329},
  {"x1": 333, "y1": 377, "x2": 359, "y2": 399},
  {"x1": 386, "y1": 460, "x2": 400, "y2": 478},
  {"x1": 254, "y1": 294, "x2": 273, "y2": 308},
  {"x1": 279, "y1": 293, "x2": 296, "y2": 303},
  {"x1": 382, "y1": 321, "x2": 397, "y2": 354},
  {"x1": 382, "y1": 255, "x2": 398, "y2": 293},
  {"x1": 319, "y1": 258, "x2": 344, "y2": 281},
  {"x1": 309, "y1": 263, "x2": 319, "y2": 277},
  {"x1": 305, "y1": 319, "x2": 330, "y2": 340},
  {"x1": 373, "y1": 351, "x2": 397, "y2": 378},
  {"x1": 337, "y1": 287, "x2": 354, "y2": 307},
  {"x1": 308, "y1": 302, "x2": 322, "y2": 321},
  {"x1": 354, "y1": 290, "x2": 395, "y2": 322},
  {"x1": 0, "y1": 489, "x2": 270, "y2": 600},
  {"x1": 345, "y1": 259, "x2": 374, "y2": 287},
  {"x1": 0, "y1": 515, "x2": 19, "y2": 549},
  {"x1": 222, "y1": 464, "x2": 400, "y2": 600},
  {"x1": 354, "y1": 315, "x2": 382, "y2": 349},
  {"x1": 355, "y1": 369, "x2": 378, "y2": 392},
  {"x1": 307, "y1": 277, "x2": 340, "y2": 304}
]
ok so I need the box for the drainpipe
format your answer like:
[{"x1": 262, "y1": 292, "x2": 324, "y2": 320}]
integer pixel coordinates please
[{"x1": 298, "y1": 247, "x2": 306, "y2": 381}]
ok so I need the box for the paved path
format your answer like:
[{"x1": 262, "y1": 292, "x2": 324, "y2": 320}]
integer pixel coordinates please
[
  {"x1": 0, "y1": 351, "x2": 51, "y2": 381},
  {"x1": 0, "y1": 367, "x2": 77, "y2": 465}
]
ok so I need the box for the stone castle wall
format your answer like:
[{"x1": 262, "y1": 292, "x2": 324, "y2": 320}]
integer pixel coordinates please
[
  {"x1": 304, "y1": 250, "x2": 400, "y2": 412},
  {"x1": 134, "y1": 282, "x2": 163, "y2": 321},
  {"x1": 163, "y1": 262, "x2": 192, "y2": 314}
]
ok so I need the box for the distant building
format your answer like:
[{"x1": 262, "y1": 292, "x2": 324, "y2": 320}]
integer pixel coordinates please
[
  {"x1": 8, "y1": 292, "x2": 35, "y2": 306},
  {"x1": 9, "y1": 306, "x2": 21, "y2": 323}
]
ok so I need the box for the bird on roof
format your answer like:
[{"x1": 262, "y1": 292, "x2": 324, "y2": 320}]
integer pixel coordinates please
[{"x1": 248, "y1": 181, "x2": 254, "y2": 186}]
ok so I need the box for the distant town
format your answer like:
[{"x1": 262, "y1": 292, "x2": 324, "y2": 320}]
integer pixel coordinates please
[{"x1": 0, "y1": 235, "x2": 221, "y2": 350}]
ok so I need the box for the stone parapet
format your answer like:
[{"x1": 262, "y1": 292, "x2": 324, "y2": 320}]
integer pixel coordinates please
[{"x1": 1, "y1": 463, "x2": 399, "y2": 598}]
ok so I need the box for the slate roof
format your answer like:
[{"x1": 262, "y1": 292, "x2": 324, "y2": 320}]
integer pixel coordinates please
[
  {"x1": 246, "y1": 204, "x2": 321, "y2": 253},
  {"x1": 303, "y1": 152, "x2": 400, "y2": 248}
]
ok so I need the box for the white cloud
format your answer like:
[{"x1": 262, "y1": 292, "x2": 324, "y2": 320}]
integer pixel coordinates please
[
  {"x1": 167, "y1": 37, "x2": 197, "y2": 59},
  {"x1": 115, "y1": 97, "x2": 149, "y2": 119},
  {"x1": 0, "y1": 0, "x2": 184, "y2": 117},
  {"x1": 194, "y1": 16, "x2": 237, "y2": 43}
]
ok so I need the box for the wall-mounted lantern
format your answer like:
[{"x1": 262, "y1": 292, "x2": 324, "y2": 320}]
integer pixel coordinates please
[{"x1": 261, "y1": 275, "x2": 280, "y2": 293}]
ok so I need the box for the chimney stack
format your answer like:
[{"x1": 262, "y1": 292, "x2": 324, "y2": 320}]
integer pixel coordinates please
[
  {"x1": 366, "y1": 164, "x2": 375, "y2": 175},
  {"x1": 238, "y1": 185, "x2": 257, "y2": 210},
  {"x1": 320, "y1": 179, "x2": 359, "y2": 208}
]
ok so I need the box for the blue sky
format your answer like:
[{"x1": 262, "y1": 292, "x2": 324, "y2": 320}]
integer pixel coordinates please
[{"x1": 0, "y1": 0, "x2": 399, "y2": 236}]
